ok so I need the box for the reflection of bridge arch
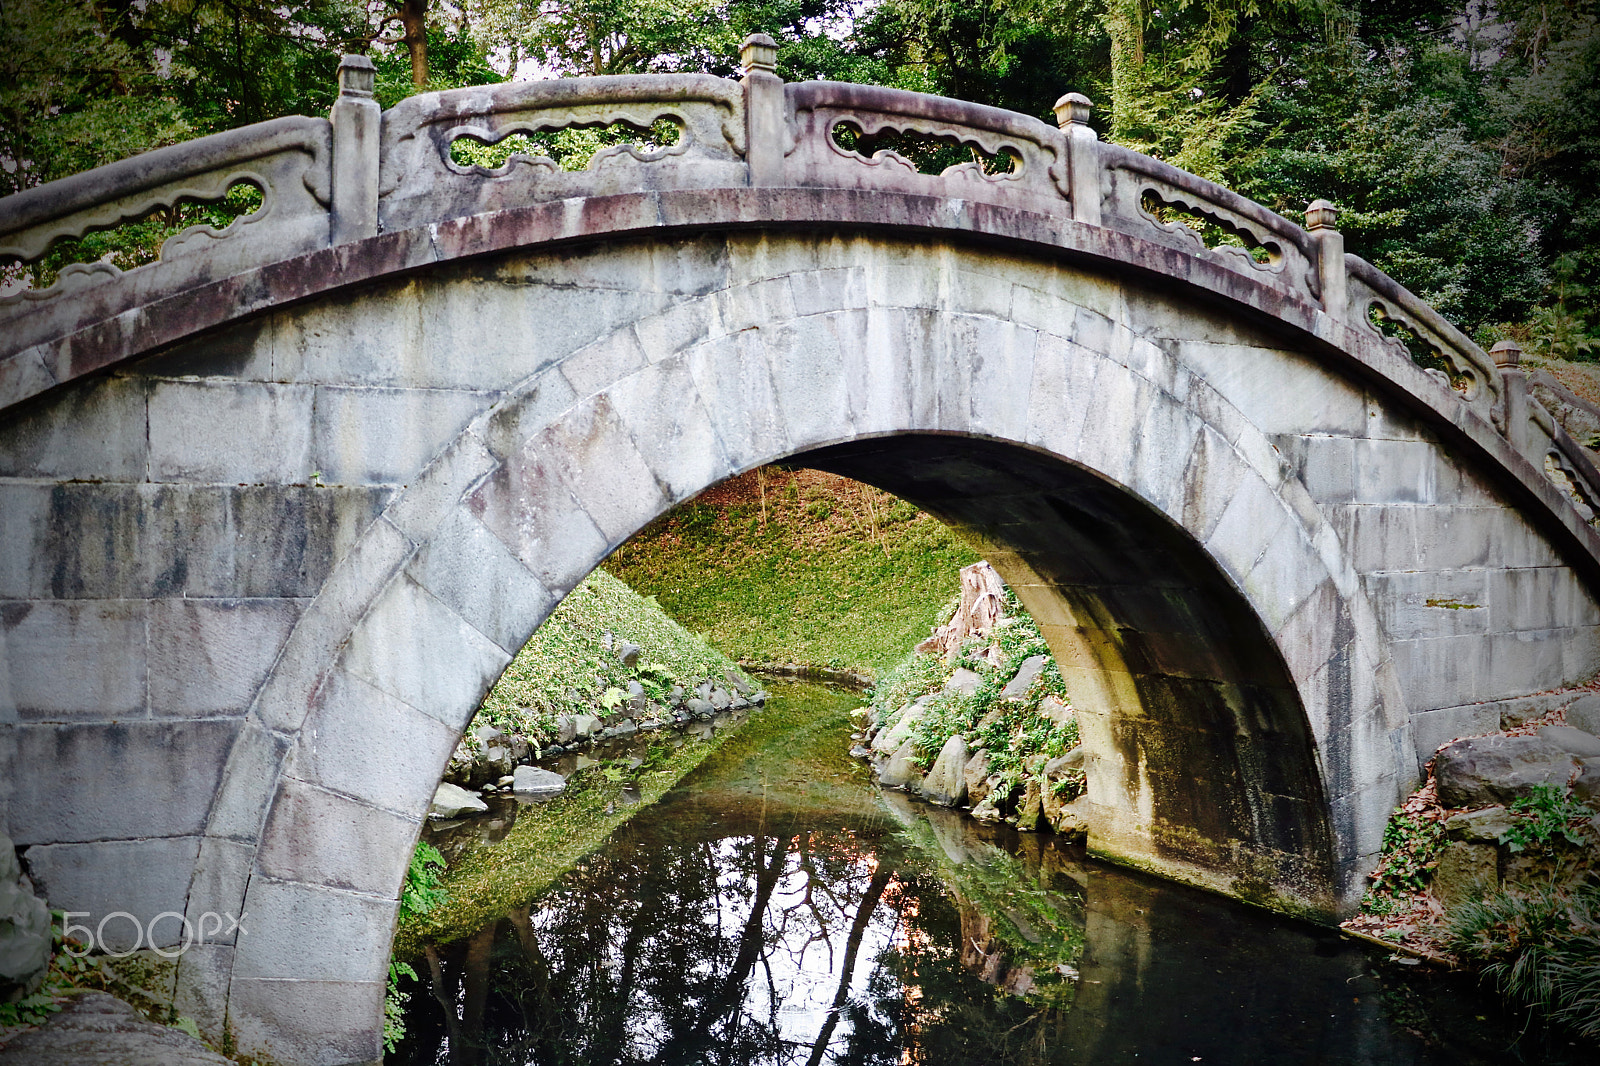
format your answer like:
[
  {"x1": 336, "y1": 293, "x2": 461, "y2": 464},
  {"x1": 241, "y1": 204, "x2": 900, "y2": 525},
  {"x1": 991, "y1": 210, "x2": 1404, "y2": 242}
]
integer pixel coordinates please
[{"x1": 3, "y1": 39, "x2": 1599, "y2": 1065}]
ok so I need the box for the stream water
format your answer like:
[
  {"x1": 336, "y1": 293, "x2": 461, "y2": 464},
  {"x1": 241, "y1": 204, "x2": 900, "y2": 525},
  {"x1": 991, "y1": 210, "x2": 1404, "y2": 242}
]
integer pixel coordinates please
[{"x1": 395, "y1": 681, "x2": 1594, "y2": 1066}]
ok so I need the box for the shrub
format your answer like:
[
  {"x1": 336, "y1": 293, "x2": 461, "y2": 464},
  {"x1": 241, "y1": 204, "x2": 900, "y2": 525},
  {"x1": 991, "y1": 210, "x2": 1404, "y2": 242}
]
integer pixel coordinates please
[
  {"x1": 1498, "y1": 784, "x2": 1590, "y2": 853},
  {"x1": 1445, "y1": 878, "x2": 1600, "y2": 1040},
  {"x1": 386, "y1": 842, "x2": 449, "y2": 1053},
  {"x1": 1363, "y1": 807, "x2": 1445, "y2": 907}
]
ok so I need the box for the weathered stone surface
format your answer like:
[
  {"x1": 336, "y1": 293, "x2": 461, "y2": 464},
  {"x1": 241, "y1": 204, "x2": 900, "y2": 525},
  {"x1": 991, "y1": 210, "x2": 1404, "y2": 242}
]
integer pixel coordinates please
[
  {"x1": 1014, "y1": 778, "x2": 1045, "y2": 831},
  {"x1": 1444, "y1": 806, "x2": 1516, "y2": 843},
  {"x1": 1575, "y1": 757, "x2": 1600, "y2": 805},
  {"x1": 1434, "y1": 735, "x2": 1579, "y2": 808},
  {"x1": 0, "y1": 990, "x2": 233, "y2": 1065},
  {"x1": 1539, "y1": 724, "x2": 1600, "y2": 758},
  {"x1": 22, "y1": 837, "x2": 201, "y2": 952},
  {"x1": 964, "y1": 750, "x2": 993, "y2": 806},
  {"x1": 871, "y1": 707, "x2": 924, "y2": 755},
  {"x1": 256, "y1": 778, "x2": 416, "y2": 896},
  {"x1": 1433, "y1": 841, "x2": 1498, "y2": 910},
  {"x1": 1000, "y1": 654, "x2": 1048, "y2": 700},
  {"x1": 429, "y1": 782, "x2": 487, "y2": 819},
  {"x1": 512, "y1": 766, "x2": 566, "y2": 795},
  {"x1": 878, "y1": 739, "x2": 923, "y2": 792},
  {"x1": 970, "y1": 791, "x2": 1004, "y2": 824},
  {"x1": 1045, "y1": 747, "x2": 1084, "y2": 776},
  {"x1": 1050, "y1": 793, "x2": 1091, "y2": 841},
  {"x1": 1037, "y1": 695, "x2": 1073, "y2": 728},
  {"x1": 1568, "y1": 693, "x2": 1600, "y2": 736},
  {"x1": 920, "y1": 735, "x2": 969, "y2": 807},
  {"x1": 0, "y1": 829, "x2": 50, "y2": 999},
  {"x1": 13, "y1": 65, "x2": 1600, "y2": 1062},
  {"x1": 943, "y1": 668, "x2": 982, "y2": 697}
]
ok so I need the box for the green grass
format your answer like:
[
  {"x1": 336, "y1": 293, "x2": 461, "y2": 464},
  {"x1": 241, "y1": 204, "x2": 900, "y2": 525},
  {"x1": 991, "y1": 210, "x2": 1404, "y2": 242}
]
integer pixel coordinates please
[
  {"x1": 397, "y1": 731, "x2": 736, "y2": 953},
  {"x1": 475, "y1": 567, "x2": 751, "y2": 738},
  {"x1": 607, "y1": 468, "x2": 980, "y2": 676}
]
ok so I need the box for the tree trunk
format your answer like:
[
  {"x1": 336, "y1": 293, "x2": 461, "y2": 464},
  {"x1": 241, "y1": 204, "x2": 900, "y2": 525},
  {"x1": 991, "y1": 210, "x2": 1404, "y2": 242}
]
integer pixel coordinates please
[
  {"x1": 915, "y1": 561, "x2": 1008, "y2": 662},
  {"x1": 400, "y1": 0, "x2": 428, "y2": 88}
]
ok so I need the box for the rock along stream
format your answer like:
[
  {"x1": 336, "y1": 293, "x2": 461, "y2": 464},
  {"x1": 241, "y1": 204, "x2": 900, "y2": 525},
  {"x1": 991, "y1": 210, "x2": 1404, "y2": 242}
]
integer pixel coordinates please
[{"x1": 393, "y1": 681, "x2": 1592, "y2": 1066}]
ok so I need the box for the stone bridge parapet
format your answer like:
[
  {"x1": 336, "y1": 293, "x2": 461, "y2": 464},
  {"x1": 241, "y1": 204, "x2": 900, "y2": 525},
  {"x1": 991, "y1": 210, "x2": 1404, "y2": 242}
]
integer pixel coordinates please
[
  {"x1": 4, "y1": 39, "x2": 1598, "y2": 559},
  {"x1": 5, "y1": 36, "x2": 1600, "y2": 1066}
]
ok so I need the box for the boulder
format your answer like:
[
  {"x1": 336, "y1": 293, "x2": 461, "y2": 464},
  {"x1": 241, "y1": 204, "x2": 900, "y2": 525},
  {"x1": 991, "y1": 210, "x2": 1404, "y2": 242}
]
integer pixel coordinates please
[
  {"x1": 1575, "y1": 757, "x2": 1600, "y2": 806},
  {"x1": 512, "y1": 766, "x2": 567, "y2": 796},
  {"x1": 1042, "y1": 777, "x2": 1064, "y2": 825},
  {"x1": 1050, "y1": 794, "x2": 1091, "y2": 841},
  {"x1": 430, "y1": 782, "x2": 488, "y2": 819},
  {"x1": 921, "y1": 735, "x2": 971, "y2": 807},
  {"x1": 686, "y1": 697, "x2": 715, "y2": 718},
  {"x1": 1045, "y1": 746, "x2": 1084, "y2": 777},
  {"x1": 724, "y1": 668, "x2": 754, "y2": 695},
  {"x1": 1567, "y1": 693, "x2": 1600, "y2": 736},
  {"x1": 872, "y1": 707, "x2": 925, "y2": 755},
  {"x1": 1000, "y1": 655, "x2": 1048, "y2": 700},
  {"x1": 964, "y1": 750, "x2": 993, "y2": 806},
  {"x1": 1434, "y1": 735, "x2": 1579, "y2": 808},
  {"x1": 1540, "y1": 724, "x2": 1600, "y2": 758},
  {"x1": 944, "y1": 668, "x2": 983, "y2": 697},
  {"x1": 572, "y1": 713, "x2": 603, "y2": 740},
  {"x1": 709, "y1": 687, "x2": 733, "y2": 711},
  {"x1": 615, "y1": 642, "x2": 642, "y2": 667},
  {"x1": 1445, "y1": 806, "x2": 1518, "y2": 843},
  {"x1": 1013, "y1": 778, "x2": 1045, "y2": 831},
  {"x1": 1038, "y1": 695, "x2": 1074, "y2": 728},
  {"x1": 1433, "y1": 841, "x2": 1499, "y2": 909},
  {"x1": 0, "y1": 831, "x2": 51, "y2": 1002},
  {"x1": 971, "y1": 792, "x2": 1005, "y2": 824},
  {"x1": 879, "y1": 739, "x2": 924, "y2": 792}
]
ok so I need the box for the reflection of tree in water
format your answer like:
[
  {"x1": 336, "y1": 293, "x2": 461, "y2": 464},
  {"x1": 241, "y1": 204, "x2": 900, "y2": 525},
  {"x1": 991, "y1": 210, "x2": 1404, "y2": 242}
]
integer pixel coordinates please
[{"x1": 395, "y1": 812, "x2": 1081, "y2": 1066}]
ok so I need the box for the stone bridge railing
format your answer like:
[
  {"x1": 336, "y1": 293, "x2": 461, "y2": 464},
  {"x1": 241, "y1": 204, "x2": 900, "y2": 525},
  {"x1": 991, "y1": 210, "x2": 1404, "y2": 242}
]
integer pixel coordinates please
[{"x1": 3, "y1": 36, "x2": 1596, "y2": 531}]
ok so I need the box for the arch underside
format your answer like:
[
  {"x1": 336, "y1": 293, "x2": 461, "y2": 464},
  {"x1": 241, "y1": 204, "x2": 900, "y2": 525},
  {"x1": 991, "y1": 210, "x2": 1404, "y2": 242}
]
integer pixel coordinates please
[
  {"x1": 803, "y1": 436, "x2": 1334, "y2": 910},
  {"x1": 18, "y1": 227, "x2": 1600, "y2": 1064}
]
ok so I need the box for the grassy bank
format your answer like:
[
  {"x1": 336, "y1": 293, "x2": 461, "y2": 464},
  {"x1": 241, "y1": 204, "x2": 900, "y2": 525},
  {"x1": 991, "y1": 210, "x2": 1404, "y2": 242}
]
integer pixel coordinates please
[
  {"x1": 473, "y1": 567, "x2": 753, "y2": 742},
  {"x1": 607, "y1": 467, "x2": 980, "y2": 676}
]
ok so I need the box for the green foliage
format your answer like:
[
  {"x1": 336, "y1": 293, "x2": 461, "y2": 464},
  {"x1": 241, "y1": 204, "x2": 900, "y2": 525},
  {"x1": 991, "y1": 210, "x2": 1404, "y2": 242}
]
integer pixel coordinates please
[
  {"x1": 869, "y1": 592, "x2": 1079, "y2": 801},
  {"x1": 1497, "y1": 784, "x2": 1591, "y2": 854},
  {"x1": 1526, "y1": 256, "x2": 1600, "y2": 363},
  {"x1": 373, "y1": 24, "x2": 507, "y2": 108},
  {"x1": 478, "y1": 567, "x2": 750, "y2": 737},
  {"x1": 387, "y1": 841, "x2": 450, "y2": 1052},
  {"x1": 0, "y1": 911, "x2": 106, "y2": 1029},
  {"x1": 1364, "y1": 806, "x2": 1445, "y2": 902},
  {"x1": 1444, "y1": 878, "x2": 1600, "y2": 1040},
  {"x1": 450, "y1": 118, "x2": 682, "y2": 172}
]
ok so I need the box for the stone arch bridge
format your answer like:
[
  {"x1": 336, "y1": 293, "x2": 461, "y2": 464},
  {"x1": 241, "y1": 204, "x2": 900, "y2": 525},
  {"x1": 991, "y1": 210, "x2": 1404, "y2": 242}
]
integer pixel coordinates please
[{"x1": 4, "y1": 38, "x2": 1600, "y2": 1065}]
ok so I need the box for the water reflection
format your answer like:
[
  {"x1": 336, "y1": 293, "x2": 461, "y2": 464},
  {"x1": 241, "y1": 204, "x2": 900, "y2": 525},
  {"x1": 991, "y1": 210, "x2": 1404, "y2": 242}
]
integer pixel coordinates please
[{"x1": 397, "y1": 684, "x2": 1593, "y2": 1066}]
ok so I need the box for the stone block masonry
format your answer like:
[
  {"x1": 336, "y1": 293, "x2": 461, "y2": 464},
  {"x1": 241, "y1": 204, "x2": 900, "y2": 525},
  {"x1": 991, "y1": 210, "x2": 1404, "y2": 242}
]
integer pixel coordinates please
[{"x1": 3, "y1": 41, "x2": 1599, "y2": 1064}]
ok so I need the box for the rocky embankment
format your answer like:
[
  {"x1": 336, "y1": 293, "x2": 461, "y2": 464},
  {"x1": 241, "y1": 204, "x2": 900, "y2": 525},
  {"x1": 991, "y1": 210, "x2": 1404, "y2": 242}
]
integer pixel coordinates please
[
  {"x1": 852, "y1": 562, "x2": 1090, "y2": 840},
  {"x1": 431, "y1": 656, "x2": 767, "y2": 819},
  {"x1": 426, "y1": 568, "x2": 766, "y2": 821},
  {"x1": 1346, "y1": 689, "x2": 1600, "y2": 963},
  {"x1": 1415, "y1": 695, "x2": 1600, "y2": 910}
]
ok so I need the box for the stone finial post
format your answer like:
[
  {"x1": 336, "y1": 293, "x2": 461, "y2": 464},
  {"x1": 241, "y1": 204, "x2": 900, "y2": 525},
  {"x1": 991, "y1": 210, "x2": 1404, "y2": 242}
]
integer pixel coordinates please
[
  {"x1": 1305, "y1": 199, "x2": 1346, "y2": 326},
  {"x1": 330, "y1": 54, "x2": 380, "y2": 244},
  {"x1": 1054, "y1": 93, "x2": 1101, "y2": 227},
  {"x1": 741, "y1": 34, "x2": 785, "y2": 187},
  {"x1": 1491, "y1": 339, "x2": 1530, "y2": 454}
]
